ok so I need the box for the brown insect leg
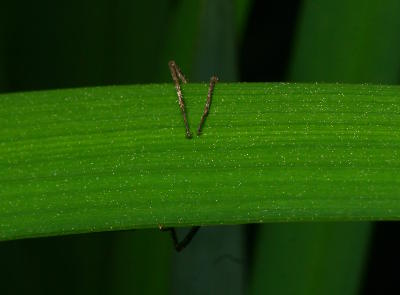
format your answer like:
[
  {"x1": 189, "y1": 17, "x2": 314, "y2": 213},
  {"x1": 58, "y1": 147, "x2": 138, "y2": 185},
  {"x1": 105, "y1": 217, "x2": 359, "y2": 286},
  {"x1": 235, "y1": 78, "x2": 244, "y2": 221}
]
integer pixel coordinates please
[
  {"x1": 197, "y1": 76, "x2": 218, "y2": 135},
  {"x1": 169, "y1": 60, "x2": 191, "y2": 138}
]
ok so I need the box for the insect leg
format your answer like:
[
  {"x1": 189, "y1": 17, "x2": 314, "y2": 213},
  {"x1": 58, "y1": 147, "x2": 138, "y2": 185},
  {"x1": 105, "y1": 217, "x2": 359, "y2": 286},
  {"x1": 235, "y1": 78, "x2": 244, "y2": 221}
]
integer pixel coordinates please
[
  {"x1": 160, "y1": 225, "x2": 201, "y2": 252},
  {"x1": 169, "y1": 60, "x2": 192, "y2": 138},
  {"x1": 197, "y1": 76, "x2": 218, "y2": 135}
]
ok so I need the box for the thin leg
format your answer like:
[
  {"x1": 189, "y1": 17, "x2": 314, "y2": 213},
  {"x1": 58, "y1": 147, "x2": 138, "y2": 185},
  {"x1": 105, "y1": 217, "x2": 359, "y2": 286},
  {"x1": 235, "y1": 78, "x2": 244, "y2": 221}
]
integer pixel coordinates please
[
  {"x1": 197, "y1": 76, "x2": 218, "y2": 135},
  {"x1": 169, "y1": 60, "x2": 192, "y2": 138},
  {"x1": 171, "y1": 61, "x2": 187, "y2": 83},
  {"x1": 160, "y1": 225, "x2": 200, "y2": 252}
]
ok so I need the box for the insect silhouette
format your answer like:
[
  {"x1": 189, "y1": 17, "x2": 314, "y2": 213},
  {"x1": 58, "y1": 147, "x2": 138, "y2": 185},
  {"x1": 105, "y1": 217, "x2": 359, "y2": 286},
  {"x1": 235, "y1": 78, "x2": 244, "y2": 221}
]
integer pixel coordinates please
[
  {"x1": 159, "y1": 225, "x2": 200, "y2": 252},
  {"x1": 163, "y1": 61, "x2": 218, "y2": 251}
]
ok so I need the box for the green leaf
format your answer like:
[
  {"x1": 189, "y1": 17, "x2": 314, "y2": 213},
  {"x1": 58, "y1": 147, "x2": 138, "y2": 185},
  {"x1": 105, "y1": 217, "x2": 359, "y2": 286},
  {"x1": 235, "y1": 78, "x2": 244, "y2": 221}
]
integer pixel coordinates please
[
  {"x1": 1, "y1": 82, "x2": 400, "y2": 241},
  {"x1": 290, "y1": 1, "x2": 400, "y2": 84},
  {"x1": 249, "y1": 223, "x2": 371, "y2": 295}
]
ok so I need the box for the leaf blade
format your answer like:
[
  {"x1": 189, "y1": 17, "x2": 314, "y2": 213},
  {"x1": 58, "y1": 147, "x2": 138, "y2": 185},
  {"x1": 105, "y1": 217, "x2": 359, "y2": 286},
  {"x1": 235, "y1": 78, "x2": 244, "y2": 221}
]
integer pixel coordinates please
[{"x1": 1, "y1": 82, "x2": 400, "y2": 241}]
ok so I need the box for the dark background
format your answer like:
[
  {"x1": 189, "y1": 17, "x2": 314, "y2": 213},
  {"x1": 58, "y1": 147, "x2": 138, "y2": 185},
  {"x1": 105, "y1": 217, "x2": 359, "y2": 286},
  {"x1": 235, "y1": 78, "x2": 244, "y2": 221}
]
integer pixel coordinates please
[{"x1": 0, "y1": 1, "x2": 399, "y2": 294}]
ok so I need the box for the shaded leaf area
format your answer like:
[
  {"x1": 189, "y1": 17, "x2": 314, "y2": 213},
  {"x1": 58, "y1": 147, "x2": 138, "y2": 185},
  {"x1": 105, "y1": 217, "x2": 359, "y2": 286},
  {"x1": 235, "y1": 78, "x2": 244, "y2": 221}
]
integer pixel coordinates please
[
  {"x1": 250, "y1": 223, "x2": 371, "y2": 295},
  {"x1": 1, "y1": 1, "x2": 176, "y2": 92},
  {"x1": 0, "y1": 230, "x2": 170, "y2": 295},
  {"x1": 1, "y1": 82, "x2": 399, "y2": 241},
  {"x1": 290, "y1": 1, "x2": 400, "y2": 84}
]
